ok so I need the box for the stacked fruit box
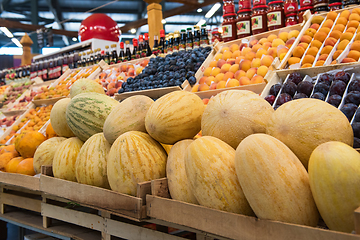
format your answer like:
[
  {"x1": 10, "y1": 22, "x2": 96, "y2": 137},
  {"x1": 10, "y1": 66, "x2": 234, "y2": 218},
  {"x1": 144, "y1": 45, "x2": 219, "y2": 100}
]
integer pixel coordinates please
[
  {"x1": 186, "y1": 16, "x2": 313, "y2": 99},
  {"x1": 280, "y1": 6, "x2": 360, "y2": 69}
]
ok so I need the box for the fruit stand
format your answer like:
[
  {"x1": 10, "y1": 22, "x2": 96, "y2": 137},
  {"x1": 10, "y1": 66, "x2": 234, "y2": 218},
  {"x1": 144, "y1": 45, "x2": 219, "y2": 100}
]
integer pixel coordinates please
[{"x1": 2, "y1": 6, "x2": 360, "y2": 240}]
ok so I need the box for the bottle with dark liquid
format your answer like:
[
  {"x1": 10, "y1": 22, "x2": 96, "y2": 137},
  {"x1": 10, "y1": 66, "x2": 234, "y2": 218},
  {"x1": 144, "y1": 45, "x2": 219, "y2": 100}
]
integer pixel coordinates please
[
  {"x1": 135, "y1": 39, "x2": 141, "y2": 59},
  {"x1": 144, "y1": 33, "x2": 152, "y2": 56},
  {"x1": 186, "y1": 27, "x2": 193, "y2": 51},
  {"x1": 194, "y1": 25, "x2": 200, "y2": 49},
  {"x1": 139, "y1": 35, "x2": 145, "y2": 58},
  {"x1": 200, "y1": 24, "x2": 210, "y2": 47},
  {"x1": 63, "y1": 54, "x2": 69, "y2": 73},
  {"x1": 110, "y1": 44, "x2": 118, "y2": 64},
  {"x1": 132, "y1": 39, "x2": 137, "y2": 60},
  {"x1": 53, "y1": 57, "x2": 59, "y2": 79},
  {"x1": 179, "y1": 29, "x2": 186, "y2": 51},
  {"x1": 119, "y1": 42, "x2": 125, "y2": 63},
  {"x1": 76, "y1": 53, "x2": 81, "y2": 68},
  {"x1": 57, "y1": 56, "x2": 63, "y2": 77},
  {"x1": 168, "y1": 33, "x2": 174, "y2": 54},
  {"x1": 159, "y1": 29, "x2": 165, "y2": 54},
  {"x1": 173, "y1": 31, "x2": 180, "y2": 52},
  {"x1": 42, "y1": 59, "x2": 48, "y2": 80},
  {"x1": 125, "y1": 41, "x2": 132, "y2": 61},
  {"x1": 104, "y1": 46, "x2": 110, "y2": 64},
  {"x1": 152, "y1": 35, "x2": 159, "y2": 55},
  {"x1": 96, "y1": 49, "x2": 102, "y2": 63},
  {"x1": 30, "y1": 63, "x2": 35, "y2": 79},
  {"x1": 48, "y1": 59, "x2": 53, "y2": 79},
  {"x1": 164, "y1": 35, "x2": 169, "y2": 54},
  {"x1": 37, "y1": 60, "x2": 43, "y2": 79},
  {"x1": 89, "y1": 51, "x2": 94, "y2": 66}
]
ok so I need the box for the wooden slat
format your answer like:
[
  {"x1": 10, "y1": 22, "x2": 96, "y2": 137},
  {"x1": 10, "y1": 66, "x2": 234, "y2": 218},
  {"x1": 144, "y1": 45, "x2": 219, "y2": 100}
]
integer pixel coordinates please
[
  {"x1": 0, "y1": 172, "x2": 40, "y2": 191},
  {"x1": 151, "y1": 178, "x2": 170, "y2": 199},
  {"x1": 115, "y1": 86, "x2": 182, "y2": 101},
  {"x1": 42, "y1": 203, "x2": 104, "y2": 231},
  {"x1": 147, "y1": 195, "x2": 360, "y2": 240},
  {"x1": 136, "y1": 181, "x2": 151, "y2": 205},
  {"x1": 354, "y1": 207, "x2": 360, "y2": 234},
  {"x1": 1, "y1": 192, "x2": 41, "y2": 213},
  {"x1": 40, "y1": 175, "x2": 144, "y2": 220},
  {"x1": 41, "y1": 165, "x2": 53, "y2": 177}
]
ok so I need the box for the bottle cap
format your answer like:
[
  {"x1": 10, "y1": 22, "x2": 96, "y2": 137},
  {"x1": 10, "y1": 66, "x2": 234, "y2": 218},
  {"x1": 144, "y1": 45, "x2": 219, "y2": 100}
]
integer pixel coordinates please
[
  {"x1": 139, "y1": 35, "x2": 144, "y2": 41},
  {"x1": 144, "y1": 33, "x2": 149, "y2": 40},
  {"x1": 133, "y1": 38, "x2": 138, "y2": 46},
  {"x1": 125, "y1": 40, "x2": 130, "y2": 44},
  {"x1": 160, "y1": 29, "x2": 165, "y2": 37},
  {"x1": 120, "y1": 42, "x2": 124, "y2": 48}
]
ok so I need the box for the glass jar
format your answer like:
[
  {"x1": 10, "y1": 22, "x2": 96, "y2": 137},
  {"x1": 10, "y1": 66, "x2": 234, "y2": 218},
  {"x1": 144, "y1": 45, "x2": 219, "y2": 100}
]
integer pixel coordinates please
[
  {"x1": 300, "y1": 0, "x2": 313, "y2": 8},
  {"x1": 236, "y1": 9, "x2": 252, "y2": 39},
  {"x1": 298, "y1": 6, "x2": 314, "y2": 23},
  {"x1": 343, "y1": 0, "x2": 359, "y2": 7},
  {"x1": 329, "y1": 2, "x2": 342, "y2": 10},
  {"x1": 267, "y1": 1, "x2": 285, "y2": 30},
  {"x1": 252, "y1": 5, "x2": 268, "y2": 35},
  {"x1": 238, "y1": 0, "x2": 251, "y2": 9},
  {"x1": 253, "y1": 0, "x2": 266, "y2": 7},
  {"x1": 284, "y1": 0, "x2": 298, "y2": 15},
  {"x1": 222, "y1": 0, "x2": 237, "y2": 42},
  {"x1": 285, "y1": 13, "x2": 299, "y2": 26},
  {"x1": 212, "y1": 28, "x2": 223, "y2": 43},
  {"x1": 313, "y1": 0, "x2": 329, "y2": 13}
]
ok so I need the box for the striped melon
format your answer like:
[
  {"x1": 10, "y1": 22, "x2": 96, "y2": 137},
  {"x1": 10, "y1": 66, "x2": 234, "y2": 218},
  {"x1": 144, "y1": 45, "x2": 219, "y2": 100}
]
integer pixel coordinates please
[
  {"x1": 185, "y1": 136, "x2": 254, "y2": 215},
  {"x1": 70, "y1": 78, "x2": 105, "y2": 98},
  {"x1": 309, "y1": 141, "x2": 360, "y2": 232},
  {"x1": 201, "y1": 90, "x2": 274, "y2": 149},
  {"x1": 107, "y1": 131, "x2": 167, "y2": 196},
  {"x1": 66, "y1": 93, "x2": 119, "y2": 142},
  {"x1": 75, "y1": 133, "x2": 111, "y2": 188},
  {"x1": 145, "y1": 91, "x2": 205, "y2": 144},
  {"x1": 103, "y1": 95, "x2": 154, "y2": 144},
  {"x1": 235, "y1": 134, "x2": 319, "y2": 226},
  {"x1": 33, "y1": 137, "x2": 66, "y2": 174},
  {"x1": 50, "y1": 98, "x2": 75, "y2": 137},
  {"x1": 167, "y1": 140, "x2": 198, "y2": 204},
  {"x1": 53, "y1": 137, "x2": 83, "y2": 182},
  {"x1": 266, "y1": 98, "x2": 353, "y2": 169}
]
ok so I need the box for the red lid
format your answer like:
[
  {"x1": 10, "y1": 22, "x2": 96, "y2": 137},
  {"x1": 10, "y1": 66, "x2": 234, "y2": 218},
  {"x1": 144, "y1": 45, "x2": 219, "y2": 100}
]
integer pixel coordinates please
[
  {"x1": 120, "y1": 42, "x2": 124, "y2": 48},
  {"x1": 160, "y1": 29, "x2": 165, "y2": 38},
  {"x1": 133, "y1": 38, "x2": 138, "y2": 46},
  {"x1": 144, "y1": 33, "x2": 149, "y2": 40},
  {"x1": 329, "y1": 2, "x2": 342, "y2": 6},
  {"x1": 237, "y1": 9, "x2": 252, "y2": 13},
  {"x1": 223, "y1": 13, "x2": 237, "y2": 17},
  {"x1": 269, "y1": 0, "x2": 284, "y2": 4},
  {"x1": 299, "y1": 6, "x2": 314, "y2": 10},
  {"x1": 253, "y1": 4, "x2": 267, "y2": 8},
  {"x1": 139, "y1": 35, "x2": 143, "y2": 41},
  {"x1": 285, "y1": 13, "x2": 298, "y2": 17}
]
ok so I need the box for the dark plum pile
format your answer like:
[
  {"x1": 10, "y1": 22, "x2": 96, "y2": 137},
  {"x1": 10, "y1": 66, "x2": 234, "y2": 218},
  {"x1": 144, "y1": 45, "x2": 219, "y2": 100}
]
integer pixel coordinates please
[{"x1": 118, "y1": 47, "x2": 212, "y2": 93}]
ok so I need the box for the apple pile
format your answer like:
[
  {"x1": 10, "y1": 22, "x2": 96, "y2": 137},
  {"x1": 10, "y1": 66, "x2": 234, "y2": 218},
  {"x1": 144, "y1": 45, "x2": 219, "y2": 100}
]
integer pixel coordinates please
[
  {"x1": 95, "y1": 59, "x2": 148, "y2": 96},
  {"x1": 1, "y1": 82, "x2": 32, "y2": 107},
  {"x1": 0, "y1": 116, "x2": 18, "y2": 127},
  {"x1": 191, "y1": 30, "x2": 299, "y2": 92}
]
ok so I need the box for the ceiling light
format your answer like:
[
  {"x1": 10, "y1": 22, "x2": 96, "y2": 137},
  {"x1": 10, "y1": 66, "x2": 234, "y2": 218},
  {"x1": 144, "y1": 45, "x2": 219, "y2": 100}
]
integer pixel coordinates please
[
  {"x1": 72, "y1": 37, "x2": 77, "y2": 41},
  {"x1": 197, "y1": 8, "x2": 203, "y2": 13},
  {"x1": 11, "y1": 38, "x2": 22, "y2": 48},
  {"x1": 0, "y1": 27, "x2": 14, "y2": 38},
  {"x1": 205, "y1": 3, "x2": 221, "y2": 18},
  {"x1": 196, "y1": 19, "x2": 206, "y2": 26},
  {"x1": 161, "y1": 19, "x2": 167, "y2": 24},
  {"x1": 130, "y1": 28, "x2": 136, "y2": 34}
]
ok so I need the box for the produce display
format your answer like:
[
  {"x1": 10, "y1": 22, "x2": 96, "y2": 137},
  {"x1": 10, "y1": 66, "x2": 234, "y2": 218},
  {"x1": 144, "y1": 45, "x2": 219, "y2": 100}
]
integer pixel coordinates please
[
  {"x1": 95, "y1": 59, "x2": 149, "y2": 96},
  {"x1": 0, "y1": 81, "x2": 32, "y2": 108},
  {"x1": 118, "y1": 47, "x2": 212, "y2": 93},
  {"x1": 192, "y1": 30, "x2": 300, "y2": 92},
  {"x1": 0, "y1": 115, "x2": 18, "y2": 127},
  {"x1": 4, "y1": 91, "x2": 34, "y2": 112}
]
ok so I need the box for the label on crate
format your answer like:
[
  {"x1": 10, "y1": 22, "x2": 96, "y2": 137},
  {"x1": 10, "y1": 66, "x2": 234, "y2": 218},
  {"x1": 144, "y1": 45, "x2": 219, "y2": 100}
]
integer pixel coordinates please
[
  {"x1": 237, "y1": 20, "x2": 251, "y2": 35},
  {"x1": 222, "y1": 24, "x2": 233, "y2": 38},
  {"x1": 267, "y1": 11, "x2": 282, "y2": 27},
  {"x1": 251, "y1": 16, "x2": 263, "y2": 30}
]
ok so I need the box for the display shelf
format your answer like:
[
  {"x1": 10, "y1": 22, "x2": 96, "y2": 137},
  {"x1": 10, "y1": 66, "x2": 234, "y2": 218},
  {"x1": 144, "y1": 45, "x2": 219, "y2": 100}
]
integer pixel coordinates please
[
  {"x1": 0, "y1": 209, "x2": 100, "y2": 240},
  {"x1": 147, "y1": 178, "x2": 360, "y2": 240},
  {"x1": 40, "y1": 166, "x2": 150, "y2": 221},
  {"x1": 115, "y1": 86, "x2": 182, "y2": 101}
]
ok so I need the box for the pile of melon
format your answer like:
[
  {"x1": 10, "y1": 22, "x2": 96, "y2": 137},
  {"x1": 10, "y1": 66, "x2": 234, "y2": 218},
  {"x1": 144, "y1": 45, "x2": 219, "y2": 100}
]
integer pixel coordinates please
[{"x1": 25, "y1": 83, "x2": 359, "y2": 234}]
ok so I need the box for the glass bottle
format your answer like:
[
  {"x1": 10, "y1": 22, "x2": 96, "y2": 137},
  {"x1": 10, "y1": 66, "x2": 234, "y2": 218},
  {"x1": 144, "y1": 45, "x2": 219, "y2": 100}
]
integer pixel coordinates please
[
  {"x1": 168, "y1": 33, "x2": 174, "y2": 54},
  {"x1": 186, "y1": 27, "x2": 194, "y2": 50},
  {"x1": 144, "y1": 33, "x2": 152, "y2": 56},
  {"x1": 200, "y1": 24, "x2": 209, "y2": 47},
  {"x1": 136, "y1": 39, "x2": 141, "y2": 59},
  {"x1": 93, "y1": 49, "x2": 99, "y2": 64},
  {"x1": 152, "y1": 35, "x2": 159, "y2": 55},
  {"x1": 37, "y1": 60, "x2": 43, "y2": 79},
  {"x1": 194, "y1": 26, "x2": 200, "y2": 49},
  {"x1": 222, "y1": 0, "x2": 237, "y2": 42},
  {"x1": 251, "y1": 5, "x2": 268, "y2": 35},
  {"x1": 119, "y1": 42, "x2": 125, "y2": 63},
  {"x1": 164, "y1": 35, "x2": 169, "y2": 54},
  {"x1": 48, "y1": 58, "x2": 53, "y2": 79},
  {"x1": 139, "y1": 35, "x2": 146, "y2": 58},
  {"x1": 125, "y1": 40, "x2": 132, "y2": 61},
  {"x1": 236, "y1": 10, "x2": 252, "y2": 39},
  {"x1": 285, "y1": 13, "x2": 299, "y2": 26},
  {"x1": 173, "y1": 31, "x2": 180, "y2": 52},
  {"x1": 313, "y1": 0, "x2": 329, "y2": 12},
  {"x1": 104, "y1": 46, "x2": 110, "y2": 64},
  {"x1": 62, "y1": 54, "x2": 69, "y2": 73},
  {"x1": 110, "y1": 44, "x2": 118, "y2": 64},
  {"x1": 159, "y1": 29, "x2": 165, "y2": 54},
  {"x1": 138, "y1": 36, "x2": 143, "y2": 58},
  {"x1": 132, "y1": 38, "x2": 138, "y2": 60},
  {"x1": 42, "y1": 59, "x2": 48, "y2": 80},
  {"x1": 179, "y1": 29, "x2": 186, "y2": 51},
  {"x1": 284, "y1": 0, "x2": 298, "y2": 15},
  {"x1": 267, "y1": 1, "x2": 285, "y2": 31}
]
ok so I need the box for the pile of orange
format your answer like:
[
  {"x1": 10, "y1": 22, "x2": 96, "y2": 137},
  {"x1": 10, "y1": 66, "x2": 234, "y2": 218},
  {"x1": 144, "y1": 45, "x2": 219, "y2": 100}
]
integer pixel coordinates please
[{"x1": 0, "y1": 85, "x2": 8, "y2": 95}]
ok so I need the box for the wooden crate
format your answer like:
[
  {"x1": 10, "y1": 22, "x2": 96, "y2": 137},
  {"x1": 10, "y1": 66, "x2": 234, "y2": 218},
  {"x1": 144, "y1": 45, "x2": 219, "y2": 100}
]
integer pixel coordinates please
[
  {"x1": 147, "y1": 178, "x2": 360, "y2": 240},
  {"x1": 40, "y1": 166, "x2": 150, "y2": 221},
  {"x1": 115, "y1": 86, "x2": 182, "y2": 101}
]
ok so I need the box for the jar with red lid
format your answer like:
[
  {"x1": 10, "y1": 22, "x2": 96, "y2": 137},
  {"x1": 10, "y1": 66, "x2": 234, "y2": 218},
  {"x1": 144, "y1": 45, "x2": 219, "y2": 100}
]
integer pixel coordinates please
[
  {"x1": 267, "y1": 1, "x2": 285, "y2": 30},
  {"x1": 284, "y1": 0, "x2": 298, "y2": 15},
  {"x1": 343, "y1": 0, "x2": 359, "y2": 7},
  {"x1": 285, "y1": 13, "x2": 299, "y2": 26},
  {"x1": 329, "y1": 2, "x2": 342, "y2": 10},
  {"x1": 313, "y1": 0, "x2": 329, "y2": 13},
  {"x1": 300, "y1": 0, "x2": 313, "y2": 8},
  {"x1": 298, "y1": 7, "x2": 314, "y2": 23},
  {"x1": 236, "y1": 9, "x2": 252, "y2": 39},
  {"x1": 253, "y1": 0, "x2": 266, "y2": 7},
  {"x1": 212, "y1": 28, "x2": 223, "y2": 43},
  {"x1": 252, "y1": 5, "x2": 268, "y2": 35},
  {"x1": 222, "y1": 0, "x2": 237, "y2": 42},
  {"x1": 238, "y1": 0, "x2": 251, "y2": 10}
]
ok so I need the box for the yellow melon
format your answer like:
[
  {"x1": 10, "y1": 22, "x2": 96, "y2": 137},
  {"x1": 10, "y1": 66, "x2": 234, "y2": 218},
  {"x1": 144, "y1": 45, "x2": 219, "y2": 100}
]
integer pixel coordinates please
[
  {"x1": 50, "y1": 98, "x2": 75, "y2": 137},
  {"x1": 145, "y1": 91, "x2": 205, "y2": 144},
  {"x1": 103, "y1": 95, "x2": 154, "y2": 144},
  {"x1": 235, "y1": 133, "x2": 319, "y2": 226},
  {"x1": 52, "y1": 137, "x2": 83, "y2": 181},
  {"x1": 75, "y1": 133, "x2": 111, "y2": 188},
  {"x1": 33, "y1": 137, "x2": 66, "y2": 174},
  {"x1": 166, "y1": 139, "x2": 198, "y2": 204},
  {"x1": 14, "y1": 131, "x2": 46, "y2": 158},
  {"x1": 266, "y1": 98, "x2": 353, "y2": 169},
  {"x1": 107, "y1": 131, "x2": 167, "y2": 196},
  {"x1": 309, "y1": 141, "x2": 360, "y2": 232},
  {"x1": 201, "y1": 90, "x2": 274, "y2": 149},
  {"x1": 185, "y1": 136, "x2": 254, "y2": 215}
]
